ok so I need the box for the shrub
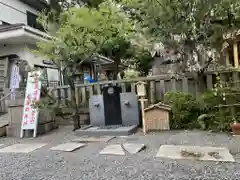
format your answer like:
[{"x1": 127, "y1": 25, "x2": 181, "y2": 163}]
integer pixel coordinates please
[
  {"x1": 199, "y1": 89, "x2": 235, "y2": 132},
  {"x1": 163, "y1": 92, "x2": 200, "y2": 129}
]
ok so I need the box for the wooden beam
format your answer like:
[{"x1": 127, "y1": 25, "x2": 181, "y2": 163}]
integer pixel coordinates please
[
  {"x1": 131, "y1": 83, "x2": 135, "y2": 93},
  {"x1": 233, "y1": 42, "x2": 239, "y2": 68},
  {"x1": 206, "y1": 74, "x2": 213, "y2": 89},
  {"x1": 182, "y1": 78, "x2": 188, "y2": 93},
  {"x1": 121, "y1": 83, "x2": 126, "y2": 93},
  {"x1": 150, "y1": 81, "x2": 156, "y2": 104},
  {"x1": 171, "y1": 78, "x2": 176, "y2": 92},
  {"x1": 159, "y1": 80, "x2": 165, "y2": 100}
]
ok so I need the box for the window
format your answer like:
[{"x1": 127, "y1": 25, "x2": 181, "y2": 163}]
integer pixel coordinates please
[{"x1": 27, "y1": 11, "x2": 44, "y2": 31}]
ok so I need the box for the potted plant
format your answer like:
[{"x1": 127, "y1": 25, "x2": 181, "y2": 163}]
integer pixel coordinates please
[{"x1": 231, "y1": 120, "x2": 240, "y2": 135}]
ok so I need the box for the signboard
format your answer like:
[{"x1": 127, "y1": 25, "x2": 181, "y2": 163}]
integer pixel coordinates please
[
  {"x1": 10, "y1": 64, "x2": 20, "y2": 100},
  {"x1": 20, "y1": 71, "x2": 42, "y2": 138}
]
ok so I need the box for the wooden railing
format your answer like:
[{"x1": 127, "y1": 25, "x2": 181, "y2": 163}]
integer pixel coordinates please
[{"x1": 52, "y1": 74, "x2": 199, "y2": 109}]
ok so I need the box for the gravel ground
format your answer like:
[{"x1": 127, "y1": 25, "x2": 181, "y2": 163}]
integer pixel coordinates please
[{"x1": 0, "y1": 126, "x2": 240, "y2": 180}]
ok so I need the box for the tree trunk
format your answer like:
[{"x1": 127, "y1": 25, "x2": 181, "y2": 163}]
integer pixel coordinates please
[
  {"x1": 73, "y1": 113, "x2": 80, "y2": 131},
  {"x1": 197, "y1": 72, "x2": 206, "y2": 93},
  {"x1": 113, "y1": 58, "x2": 120, "y2": 80}
]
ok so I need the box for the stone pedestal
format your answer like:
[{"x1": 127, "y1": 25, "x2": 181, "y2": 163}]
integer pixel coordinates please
[{"x1": 6, "y1": 99, "x2": 58, "y2": 137}]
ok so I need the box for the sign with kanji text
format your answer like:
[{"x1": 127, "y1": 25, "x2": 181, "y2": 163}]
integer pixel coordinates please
[{"x1": 20, "y1": 71, "x2": 42, "y2": 138}]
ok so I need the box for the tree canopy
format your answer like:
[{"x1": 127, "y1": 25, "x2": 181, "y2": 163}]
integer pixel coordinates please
[
  {"x1": 34, "y1": 1, "x2": 136, "y2": 129},
  {"x1": 122, "y1": 0, "x2": 240, "y2": 73}
]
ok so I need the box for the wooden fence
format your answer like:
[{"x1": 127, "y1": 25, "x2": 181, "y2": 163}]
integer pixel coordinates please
[
  {"x1": 52, "y1": 74, "x2": 199, "y2": 109},
  {"x1": 1, "y1": 71, "x2": 239, "y2": 114},
  {"x1": 0, "y1": 92, "x2": 9, "y2": 113}
]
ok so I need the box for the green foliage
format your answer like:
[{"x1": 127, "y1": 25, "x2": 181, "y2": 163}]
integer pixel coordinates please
[
  {"x1": 163, "y1": 92, "x2": 200, "y2": 129},
  {"x1": 134, "y1": 50, "x2": 154, "y2": 76},
  {"x1": 198, "y1": 75, "x2": 240, "y2": 132},
  {"x1": 199, "y1": 89, "x2": 232, "y2": 132},
  {"x1": 48, "y1": 0, "x2": 143, "y2": 79},
  {"x1": 35, "y1": 1, "x2": 135, "y2": 84},
  {"x1": 122, "y1": 0, "x2": 240, "y2": 72},
  {"x1": 34, "y1": 1, "x2": 136, "y2": 129}
]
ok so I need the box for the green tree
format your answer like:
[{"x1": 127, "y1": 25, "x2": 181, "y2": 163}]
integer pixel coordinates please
[
  {"x1": 49, "y1": 0, "x2": 147, "y2": 79},
  {"x1": 34, "y1": 1, "x2": 135, "y2": 130},
  {"x1": 122, "y1": 0, "x2": 240, "y2": 88}
]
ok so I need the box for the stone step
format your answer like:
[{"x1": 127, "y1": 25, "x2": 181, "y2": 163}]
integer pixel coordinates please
[{"x1": 0, "y1": 113, "x2": 8, "y2": 137}]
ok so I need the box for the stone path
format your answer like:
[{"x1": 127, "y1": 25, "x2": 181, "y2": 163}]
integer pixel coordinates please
[
  {"x1": 156, "y1": 145, "x2": 235, "y2": 162},
  {"x1": 0, "y1": 140, "x2": 235, "y2": 163},
  {"x1": 0, "y1": 143, "x2": 46, "y2": 153},
  {"x1": 100, "y1": 144, "x2": 125, "y2": 155},
  {"x1": 50, "y1": 143, "x2": 86, "y2": 152},
  {"x1": 72, "y1": 136, "x2": 115, "y2": 143},
  {"x1": 0, "y1": 128, "x2": 240, "y2": 180}
]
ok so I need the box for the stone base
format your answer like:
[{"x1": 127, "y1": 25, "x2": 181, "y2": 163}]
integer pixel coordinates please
[
  {"x1": 0, "y1": 125, "x2": 7, "y2": 137},
  {"x1": 7, "y1": 121, "x2": 58, "y2": 137},
  {"x1": 75, "y1": 125, "x2": 138, "y2": 136}
]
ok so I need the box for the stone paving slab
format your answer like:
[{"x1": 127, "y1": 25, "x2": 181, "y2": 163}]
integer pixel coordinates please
[
  {"x1": 123, "y1": 143, "x2": 145, "y2": 154},
  {"x1": 99, "y1": 144, "x2": 125, "y2": 155},
  {"x1": 0, "y1": 143, "x2": 47, "y2": 153},
  {"x1": 156, "y1": 145, "x2": 235, "y2": 162},
  {"x1": 72, "y1": 136, "x2": 115, "y2": 143},
  {"x1": 50, "y1": 143, "x2": 86, "y2": 152}
]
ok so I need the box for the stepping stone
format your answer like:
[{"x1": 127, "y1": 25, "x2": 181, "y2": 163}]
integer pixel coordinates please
[
  {"x1": 50, "y1": 143, "x2": 86, "y2": 152},
  {"x1": 123, "y1": 143, "x2": 145, "y2": 154},
  {"x1": 72, "y1": 136, "x2": 115, "y2": 143},
  {"x1": 0, "y1": 143, "x2": 47, "y2": 153},
  {"x1": 100, "y1": 144, "x2": 125, "y2": 155},
  {"x1": 156, "y1": 145, "x2": 235, "y2": 162}
]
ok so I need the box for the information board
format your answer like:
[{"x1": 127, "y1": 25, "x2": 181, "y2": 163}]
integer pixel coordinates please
[{"x1": 20, "y1": 71, "x2": 42, "y2": 138}]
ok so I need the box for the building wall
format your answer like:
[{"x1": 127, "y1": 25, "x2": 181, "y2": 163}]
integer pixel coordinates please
[
  {"x1": 0, "y1": 44, "x2": 59, "y2": 82},
  {"x1": 0, "y1": 0, "x2": 38, "y2": 24}
]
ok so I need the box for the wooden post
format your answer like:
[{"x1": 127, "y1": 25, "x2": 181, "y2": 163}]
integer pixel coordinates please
[
  {"x1": 232, "y1": 72, "x2": 239, "y2": 87},
  {"x1": 53, "y1": 89, "x2": 60, "y2": 105},
  {"x1": 81, "y1": 87, "x2": 87, "y2": 105},
  {"x1": 67, "y1": 87, "x2": 72, "y2": 105},
  {"x1": 131, "y1": 83, "x2": 135, "y2": 93},
  {"x1": 220, "y1": 73, "x2": 226, "y2": 82},
  {"x1": 226, "y1": 51, "x2": 230, "y2": 66},
  {"x1": 160, "y1": 80, "x2": 165, "y2": 99},
  {"x1": 121, "y1": 83, "x2": 126, "y2": 93},
  {"x1": 96, "y1": 84, "x2": 101, "y2": 95},
  {"x1": 233, "y1": 42, "x2": 239, "y2": 68},
  {"x1": 195, "y1": 81, "x2": 200, "y2": 97},
  {"x1": 60, "y1": 88, "x2": 66, "y2": 105},
  {"x1": 182, "y1": 78, "x2": 188, "y2": 93},
  {"x1": 75, "y1": 87, "x2": 79, "y2": 106},
  {"x1": 206, "y1": 74, "x2": 213, "y2": 89},
  {"x1": 171, "y1": 78, "x2": 176, "y2": 92},
  {"x1": 139, "y1": 97, "x2": 148, "y2": 135},
  {"x1": 89, "y1": 85, "x2": 93, "y2": 97},
  {"x1": 150, "y1": 81, "x2": 156, "y2": 104}
]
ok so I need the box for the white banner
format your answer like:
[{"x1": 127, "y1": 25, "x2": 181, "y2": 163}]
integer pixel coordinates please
[
  {"x1": 20, "y1": 71, "x2": 42, "y2": 138},
  {"x1": 10, "y1": 64, "x2": 20, "y2": 100}
]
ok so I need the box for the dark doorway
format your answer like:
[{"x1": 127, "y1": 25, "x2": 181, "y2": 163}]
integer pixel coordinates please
[{"x1": 103, "y1": 86, "x2": 122, "y2": 125}]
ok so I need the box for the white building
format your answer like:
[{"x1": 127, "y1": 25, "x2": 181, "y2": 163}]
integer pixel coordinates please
[{"x1": 0, "y1": 0, "x2": 59, "y2": 91}]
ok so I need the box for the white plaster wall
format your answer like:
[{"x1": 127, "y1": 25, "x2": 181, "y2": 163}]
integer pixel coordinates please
[
  {"x1": 0, "y1": 44, "x2": 59, "y2": 81},
  {"x1": 0, "y1": 0, "x2": 38, "y2": 24}
]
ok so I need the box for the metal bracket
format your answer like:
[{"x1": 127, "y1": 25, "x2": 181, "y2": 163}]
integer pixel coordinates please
[{"x1": 93, "y1": 102, "x2": 100, "y2": 107}]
